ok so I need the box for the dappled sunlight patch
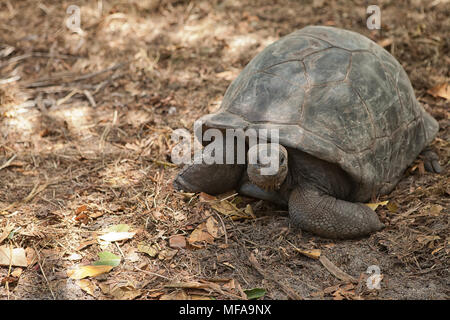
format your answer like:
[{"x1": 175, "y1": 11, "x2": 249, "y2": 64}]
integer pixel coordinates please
[
  {"x1": 100, "y1": 161, "x2": 146, "y2": 188},
  {"x1": 172, "y1": 19, "x2": 230, "y2": 46},
  {"x1": 51, "y1": 104, "x2": 92, "y2": 134}
]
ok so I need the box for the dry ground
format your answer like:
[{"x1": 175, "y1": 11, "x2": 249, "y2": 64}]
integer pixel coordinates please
[{"x1": 0, "y1": 0, "x2": 448, "y2": 300}]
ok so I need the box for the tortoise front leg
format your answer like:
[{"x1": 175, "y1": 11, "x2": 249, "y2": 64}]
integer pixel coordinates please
[
  {"x1": 173, "y1": 162, "x2": 244, "y2": 195},
  {"x1": 288, "y1": 184, "x2": 384, "y2": 239}
]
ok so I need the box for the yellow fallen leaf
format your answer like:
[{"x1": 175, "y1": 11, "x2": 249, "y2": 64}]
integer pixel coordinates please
[
  {"x1": 386, "y1": 201, "x2": 399, "y2": 213},
  {"x1": 287, "y1": 241, "x2": 321, "y2": 259},
  {"x1": 431, "y1": 247, "x2": 444, "y2": 255},
  {"x1": 365, "y1": 200, "x2": 389, "y2": 211},
  {"x1": 137, "y1": 242, "x2": 159, "y2": 257},
  {"x1": 295, "y1": 248, "x2": 321, "y2": 260},
  {"x1": 429, "y1": 205, "x2": 443, "y2": 216},
  {"x1": 67, "y1": 265, "x2": 113, "y2": 280},
  {"x1": 77, "y1": 279, "x2": 96, "y2": 296},
  {"x1": 211, "y1": 200, "x2": 252, "y2": 220},
  {"x1": 244, "y1": 204, "x2": 256, "y2": 218},
  {"x1": 416, "y1": 235, "x2": 440, "y2": 245}
]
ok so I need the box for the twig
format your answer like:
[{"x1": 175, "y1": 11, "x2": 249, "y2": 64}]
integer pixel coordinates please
[
  {"x1": 134, "y1": 267, "x2": 171, "y2": 280},
  {"x1": 25, "y1": 62, "x2": 127, "y2": 88},
  {"x1": 0, "y1": 154, "x2": 17, "y2": 171},
  {"x1": 0, "y1": 75, "x2": 20, "y2": 85},
  {"x1": 213, "y1": 211, "x2": 228, "y2": 244},
  {"x1": 249, "y1": 253, "x2": 303, "y2": 300},
  {"x1": 32, "y1": 244, "x2": 56, "y2": 300},
  {"x1": 319, "y1": 255, "x2": 358, "y2": 283},
  {"x1": 83, "y1": 89, "x2": 96, "y2": 107},
  {"x1": 0, "y1": 52, "x2": 80, "y2": 69}
]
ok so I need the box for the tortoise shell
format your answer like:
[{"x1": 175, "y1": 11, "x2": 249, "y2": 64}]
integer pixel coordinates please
[{"x1": 198, "y1": 26, "x2": 439, "y2": 201}]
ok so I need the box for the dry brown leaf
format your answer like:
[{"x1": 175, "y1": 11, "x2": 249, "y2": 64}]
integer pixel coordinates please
[
  {"x1": 427, "y1": 83, "x2": 450, "y2": 100},
  {"x1": 319, "y1": 255, "x2": 357, "y2": 283},
  {"x1": 25, "y1": 247, "x2": 37, "y2": 266},
  {"x1": 199, "y1": 192, "x2": 217, "y2": 202},
  {"x1": 429, "y1": 205, "x2": 443, "y2": 216},
  {"x1": 0, "y1": 246, "x2": 28, "y2": 267},
  {"x1": 169, "y1": 235, "x2": 187, "y2": 249},
  {"x1": 74, "y1": 213, "x2": 89, "y2": 224},
  {"x1": 215, "y1": 70, "x2": 239, "y2": 81},
  {"x1": 158, "y1": 249, "x2": 178, "y2": 260},
  {"x1": 11, "y1": 268, "x2": 23, "y2": 278},
  {"x1": 98, "y1": 283, "x2": 111, "y2": 295},
  {"x1": 90, "y1": 211, "x2": 105, "y2": 219},
  {"x1": 75, "y1": 205, "x2": 88, "y2": 214},
  {"x1": 160, "y1": 290, "x2": 189, "y2": 300},
  {"x1": 377, "y1": 38, "x2": 393, "y2": 48},
  {"x1": 188, "y1": 222, "x2": 214, "y2": 246},
  {"x1": 1, "y1": 276, "x2": 18, "y2": 286},
  {"x1": 165, "y1": 281, "x2": 211, "y2": 289},
  {"x1": 0, "y1": 224, "x2": 13, "y2": 245},
  {"x1": 77, "y1": 279, "x2": 96, "y2": 297},
  {"x1": 190, "y1": 295, "x2": 214, "y2": 300},
  {"x1": 164, "y1": 280, "x2": 226, "y2": 298},
  {"x1": 67, "y1": 265, "x2": 113, "y2": 280},
  {"x1": 110, "y1": 284, "x2": 142, "y2": 300},
  {"x1": 205, "y1": 217, "x2": 223, "y2": 238},
  {"x1": 76, "y1": 239, "x2": 97, "y2": 251},
  {"x1": 323, "y1": 284, "x2": 341, "y2": 294}
]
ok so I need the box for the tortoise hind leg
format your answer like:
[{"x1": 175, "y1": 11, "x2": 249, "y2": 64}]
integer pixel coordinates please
[
  {"x1": 173, "y1": 162, "x2": 244, "y2": 195},
  {"x1": 289, "y1": 184, "x2": 384, "y2": 239},
  {"x1": 421, "y1": 147, "x2": 441, "y2": 173}
]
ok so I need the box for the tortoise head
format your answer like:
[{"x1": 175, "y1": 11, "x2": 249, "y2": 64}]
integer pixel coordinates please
[{"x1": 247, "y1": 143, "x2": 288, "y2": 191}]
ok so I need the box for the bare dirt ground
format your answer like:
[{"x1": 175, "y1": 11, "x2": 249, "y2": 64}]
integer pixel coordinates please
[{"x1": 0, "y1": 0, "x2": 448, "y2": 300}]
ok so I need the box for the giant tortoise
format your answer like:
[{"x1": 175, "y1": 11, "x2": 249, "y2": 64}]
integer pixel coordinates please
[{"x1": 173, "y1": 26, "x2": 441, "y2": 239}]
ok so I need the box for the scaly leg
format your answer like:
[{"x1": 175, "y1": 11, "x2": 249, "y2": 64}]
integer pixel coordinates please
[{"x1": 289, "y1": 184, "x2": 384, "y2": 239}]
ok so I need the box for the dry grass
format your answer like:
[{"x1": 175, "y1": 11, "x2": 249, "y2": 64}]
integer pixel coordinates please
[{"x1": 0, "y1": 0, "x2": 448, "y2": 300}]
